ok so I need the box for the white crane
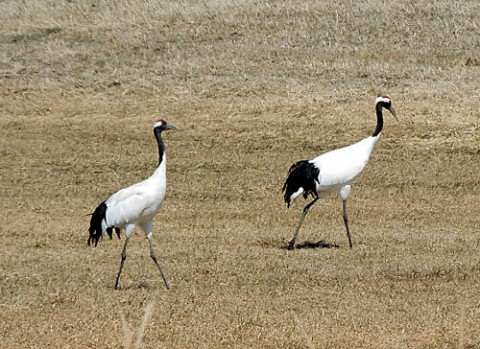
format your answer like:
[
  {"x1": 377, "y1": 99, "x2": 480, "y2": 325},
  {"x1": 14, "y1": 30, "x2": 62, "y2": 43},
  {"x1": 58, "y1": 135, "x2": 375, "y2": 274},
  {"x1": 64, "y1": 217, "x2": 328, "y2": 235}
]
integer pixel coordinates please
[
  {"x1": 282, "y1": 95, "x2": 397, "y2": 250},
  {"x1": 88, "y1": 118, "x2": 177, "y2": 289}
]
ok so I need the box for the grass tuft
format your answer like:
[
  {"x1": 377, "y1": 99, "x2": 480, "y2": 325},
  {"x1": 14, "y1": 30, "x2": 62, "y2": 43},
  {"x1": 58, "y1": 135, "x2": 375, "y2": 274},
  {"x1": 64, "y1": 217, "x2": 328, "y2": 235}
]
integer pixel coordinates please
[{"x1": 119, "y1": 298, "x2": 157, "y2": 349}]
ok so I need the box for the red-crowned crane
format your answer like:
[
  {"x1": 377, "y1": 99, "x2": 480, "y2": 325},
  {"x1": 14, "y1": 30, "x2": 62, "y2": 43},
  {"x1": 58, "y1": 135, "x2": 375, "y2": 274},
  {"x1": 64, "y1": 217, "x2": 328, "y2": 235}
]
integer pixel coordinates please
[
  {"x1": 282, "y1": 95, "x2": 397, "y2": 250},
  {"x1": 88, "y1": 118, "x2": 177, "y2": 289}
]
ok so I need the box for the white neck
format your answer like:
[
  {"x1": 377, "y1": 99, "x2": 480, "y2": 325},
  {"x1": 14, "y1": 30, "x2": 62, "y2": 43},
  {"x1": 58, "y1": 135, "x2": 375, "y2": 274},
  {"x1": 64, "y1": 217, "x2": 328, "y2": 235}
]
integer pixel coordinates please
[{"x1": 150, "y1": 154, "x2": 167, "y2": 180}]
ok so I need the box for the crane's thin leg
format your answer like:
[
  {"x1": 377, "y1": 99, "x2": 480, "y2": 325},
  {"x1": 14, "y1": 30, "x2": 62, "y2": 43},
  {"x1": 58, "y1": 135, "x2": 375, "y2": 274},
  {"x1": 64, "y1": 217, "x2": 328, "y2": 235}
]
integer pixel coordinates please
[
  {"x1": 288, "y1": 196, "x2": 319, "y2": 250},
  {"x1": 342, "y1": 199, "x2": 353, "y2": 249},
  {"x1": 115, "y1": 237, "x2": 130, "y2": 289},
  {"x1": 148, "y1": 237, "x2": 170, "y2": 290}
]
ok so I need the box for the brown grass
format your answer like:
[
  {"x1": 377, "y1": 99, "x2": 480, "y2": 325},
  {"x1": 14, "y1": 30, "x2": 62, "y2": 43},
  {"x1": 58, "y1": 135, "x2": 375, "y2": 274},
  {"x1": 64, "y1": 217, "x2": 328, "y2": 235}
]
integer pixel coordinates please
[{"x1": 1, "y1": 0, "x2": 479, "y2": 348}]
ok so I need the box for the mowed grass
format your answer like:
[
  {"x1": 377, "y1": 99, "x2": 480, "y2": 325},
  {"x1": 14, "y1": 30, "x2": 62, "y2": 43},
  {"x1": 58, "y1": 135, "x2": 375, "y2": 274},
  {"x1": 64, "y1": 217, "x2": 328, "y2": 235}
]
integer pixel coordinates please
[{"x1": 1, "y1": 0, "x2": 479, "y2": 348}]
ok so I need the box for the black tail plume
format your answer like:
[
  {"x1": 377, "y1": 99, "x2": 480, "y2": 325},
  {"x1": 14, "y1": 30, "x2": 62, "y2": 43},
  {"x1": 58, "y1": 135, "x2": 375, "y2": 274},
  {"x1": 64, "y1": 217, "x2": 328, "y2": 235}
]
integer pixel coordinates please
[
  {"x1": 282, "y1": 160, "x2": 320, "y2": 208},
  {"x1": 88, "y1": 201, "x2": 107, "y2": 247}
]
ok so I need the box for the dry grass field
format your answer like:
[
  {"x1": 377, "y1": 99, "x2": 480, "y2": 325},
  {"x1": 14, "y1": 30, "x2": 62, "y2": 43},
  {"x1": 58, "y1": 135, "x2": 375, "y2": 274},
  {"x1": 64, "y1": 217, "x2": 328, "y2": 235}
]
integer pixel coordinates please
[{"x1": 1, "y1": 0, "x2": 479, "y2": 348}]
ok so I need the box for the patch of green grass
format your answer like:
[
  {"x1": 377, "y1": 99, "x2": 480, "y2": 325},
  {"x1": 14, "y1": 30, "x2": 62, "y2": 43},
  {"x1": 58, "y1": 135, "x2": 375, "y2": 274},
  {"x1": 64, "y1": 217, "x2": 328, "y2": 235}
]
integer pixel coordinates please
[{"x1": 9, "y1": 26, "x2": 62, "y2": 43}]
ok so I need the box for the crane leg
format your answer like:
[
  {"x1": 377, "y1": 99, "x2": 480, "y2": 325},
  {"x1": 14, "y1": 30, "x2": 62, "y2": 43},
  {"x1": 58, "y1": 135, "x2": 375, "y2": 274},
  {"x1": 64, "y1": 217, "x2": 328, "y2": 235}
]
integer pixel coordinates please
[
  {"x1": 148, "y1": 238, "x2": 170, "y2": 290},
  {"x1": 115, "y1": 237, "x2": 130, "y2": 289},
  {"x1": 342, "y1": 200, "x2": 353, "y2": 249},
  {"x1": 288, "y1": 197, "x2": 318, "y2": 250}
]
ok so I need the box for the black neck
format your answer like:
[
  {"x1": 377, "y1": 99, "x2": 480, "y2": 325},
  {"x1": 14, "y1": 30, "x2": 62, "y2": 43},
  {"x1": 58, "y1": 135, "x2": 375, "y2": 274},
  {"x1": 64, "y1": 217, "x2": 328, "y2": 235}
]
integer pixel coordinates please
[
  {"x1": 154, "y1": 128, "x2": 166, "y2": 165},
  {"x1": 372, "y1": 102, "x2": 384, "y2": 137}
]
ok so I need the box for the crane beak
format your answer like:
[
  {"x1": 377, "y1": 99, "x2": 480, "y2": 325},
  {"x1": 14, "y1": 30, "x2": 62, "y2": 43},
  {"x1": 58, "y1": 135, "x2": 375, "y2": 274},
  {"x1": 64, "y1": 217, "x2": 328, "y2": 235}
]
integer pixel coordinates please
[
  {"x1": 389, "y1": 106, "x2": 398, "y2": 121},
  {"x1": 166, "y1": 124, "x2": 179, "y2": 131}
]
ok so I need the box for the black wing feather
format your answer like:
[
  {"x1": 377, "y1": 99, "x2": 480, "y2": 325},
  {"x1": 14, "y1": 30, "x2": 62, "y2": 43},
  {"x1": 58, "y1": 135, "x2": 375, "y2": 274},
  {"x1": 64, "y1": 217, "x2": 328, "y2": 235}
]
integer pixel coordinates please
[
  {"x1": 88, "y1": 201, "x2": 107, "y2": 247},
  {"x1": 282, "y1": 160, "x2": 320, "y2": 208}
]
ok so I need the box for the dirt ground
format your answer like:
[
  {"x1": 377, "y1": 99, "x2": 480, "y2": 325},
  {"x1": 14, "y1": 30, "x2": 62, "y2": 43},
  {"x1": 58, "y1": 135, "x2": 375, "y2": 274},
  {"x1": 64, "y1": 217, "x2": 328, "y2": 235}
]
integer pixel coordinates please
[{"x1": 1, "y1": 0, "x2": 479, "y2": 348}]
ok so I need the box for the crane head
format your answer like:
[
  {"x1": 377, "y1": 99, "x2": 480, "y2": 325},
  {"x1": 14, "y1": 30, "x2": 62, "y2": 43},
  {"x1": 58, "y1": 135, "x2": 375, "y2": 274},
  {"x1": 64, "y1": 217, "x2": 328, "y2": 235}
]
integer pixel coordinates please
[
  {"x1": 375, "y1": 95, "x2": 397, "y2": 120},
  {"x1": 153, "y1": 118, "x2": 178, "y2": 131}
]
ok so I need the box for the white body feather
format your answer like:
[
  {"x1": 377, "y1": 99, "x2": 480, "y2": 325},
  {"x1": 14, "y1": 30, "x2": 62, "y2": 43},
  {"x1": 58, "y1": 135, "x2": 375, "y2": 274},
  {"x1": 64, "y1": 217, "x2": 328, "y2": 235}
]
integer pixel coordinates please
[
  {"x1": 312, "y1": 135, "x2": 380, "y2": 187},
  {"x1": 290, "y1": 134, "x2": 380, "y2": 202},
  {"x1": 102, "y1": 160, "x2": 166, "y2": 237}
]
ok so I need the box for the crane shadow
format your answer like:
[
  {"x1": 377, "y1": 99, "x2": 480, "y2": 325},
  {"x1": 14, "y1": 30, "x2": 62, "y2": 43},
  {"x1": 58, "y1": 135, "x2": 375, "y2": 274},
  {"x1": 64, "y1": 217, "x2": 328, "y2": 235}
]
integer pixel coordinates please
[{"x1": 286, "y1": 240, "x2": 339, "y2": 250}]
